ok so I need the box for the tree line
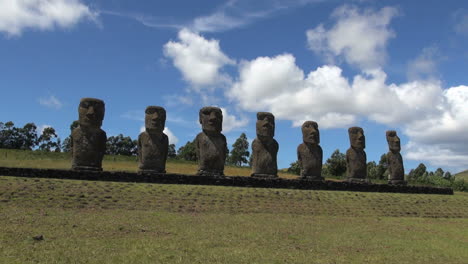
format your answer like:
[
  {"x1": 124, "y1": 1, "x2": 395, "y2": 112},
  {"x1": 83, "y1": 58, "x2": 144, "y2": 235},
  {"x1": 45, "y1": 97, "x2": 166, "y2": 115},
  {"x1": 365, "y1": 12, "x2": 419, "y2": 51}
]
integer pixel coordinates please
[{"x1": 0, "y1": 121, "x2": 251, "y2": 166}]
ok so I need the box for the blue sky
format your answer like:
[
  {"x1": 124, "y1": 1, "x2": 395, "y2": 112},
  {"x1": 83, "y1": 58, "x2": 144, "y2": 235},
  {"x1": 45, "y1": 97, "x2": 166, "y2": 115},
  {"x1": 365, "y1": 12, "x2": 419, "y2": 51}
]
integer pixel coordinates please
[{"x1": 1, "y1": 0, "x2": 468, "y2": 173}]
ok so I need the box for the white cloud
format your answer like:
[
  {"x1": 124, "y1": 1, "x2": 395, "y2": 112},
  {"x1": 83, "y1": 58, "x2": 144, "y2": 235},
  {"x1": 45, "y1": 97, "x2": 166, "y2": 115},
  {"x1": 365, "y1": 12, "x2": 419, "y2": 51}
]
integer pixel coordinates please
[
  {"x1": 0, "y1": 0, "x2": 98, "y2": 36},
  {"x1": 139, "y1": 126, "x2": 179, "y2": 145},
  {"x1": 405, "y1": 142, "x2": 468, "y2": 172},
  {"x1": 228, "y1": 53, "x2": 448, "y2": 128},
  {"x1": 163, "y1": 28, "x2": 235, "y2": 89},
  {"x1": 38, "y1": 95, "x2": 63, "y2": 109},
  {"x1": 220, "y1": 107, "x2": 248, "y2": 132},
  {"x1": 306, "y1": 5, "x2": 398, "y2": 70},
  {"x1": 403, "y1": 86, "x2": 468, "y2": 169},
  {"x1": 190, "y1": 0, "x2": 323, "y2": 33},
  {"x1": 407, "y1": 46, "x2": 443, "y2": 81},
  {"x1": 228, "y1": 54, "x2": 358, "y2": 128},
  {"x1": 163, "y1": 127, "x2": 179, "y2": 145}
]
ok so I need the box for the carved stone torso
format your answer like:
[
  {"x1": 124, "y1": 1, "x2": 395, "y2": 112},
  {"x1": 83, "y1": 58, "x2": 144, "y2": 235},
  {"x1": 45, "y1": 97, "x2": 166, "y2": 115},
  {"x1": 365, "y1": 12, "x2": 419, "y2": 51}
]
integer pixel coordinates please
[
  {"x1": 71, "y1": 127, "x2": 107, "y2": 171},
  {"x1": 387, "y1": 151, "x2": 404, "y2": 181},
  {"x1": 251, "y1": 137, "x2": 278, "y2": 177},
  {"x1": 138, "y1": 131, "x2": 168, "y2": 173},
  {"x1": 297, "y1": 143, "x2": 322, "y2": 179},
  {"x1": 346, "y1": 147, "x2": 367, "y2": 179},
  {"x1": 195, "y1": 132, "x2": 227, "y2": 176}
]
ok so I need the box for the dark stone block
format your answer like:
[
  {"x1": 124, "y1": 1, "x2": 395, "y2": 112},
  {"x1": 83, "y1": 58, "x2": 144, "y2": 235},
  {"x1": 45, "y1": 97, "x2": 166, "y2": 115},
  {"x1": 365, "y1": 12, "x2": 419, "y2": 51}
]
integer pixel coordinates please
[{"x1": 0, "y1": 166, "x2": 453, "y2": 195}]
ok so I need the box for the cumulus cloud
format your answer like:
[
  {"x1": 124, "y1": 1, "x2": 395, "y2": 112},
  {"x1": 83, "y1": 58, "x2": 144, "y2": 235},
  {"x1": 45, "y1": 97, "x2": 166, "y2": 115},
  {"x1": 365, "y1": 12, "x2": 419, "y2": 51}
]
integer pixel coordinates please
[
  {"x1": 163, "y1": 28, "x2": 235, "y2": 90},
  {"x1": 38, "y1": 95, "x2": 63, "y2": 109},
  {"x1": 0, "y1": 0, "x2": 98, "y2": 36},
  {"x1": 163, "y1": 127, "x2": 179, "y2": 145},
  {"x1": 220, "y1": 108, "x2": 248, "y2": 132},
  {"x1": 403, "y1": 85, "x2": 468, "y2": 168},
  {"x1": 139, "y1": 126, "x2": 179, "y2": 145},
  {"x1": 306, "y1": 5, "x2": 398, "y2": 70}
]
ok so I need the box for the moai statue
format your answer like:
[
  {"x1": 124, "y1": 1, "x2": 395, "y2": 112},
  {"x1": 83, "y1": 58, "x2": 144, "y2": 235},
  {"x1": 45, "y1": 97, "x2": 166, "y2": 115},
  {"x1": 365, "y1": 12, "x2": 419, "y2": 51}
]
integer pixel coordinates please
[
  {"x1": 194, "y1": 106, "x2": 228, "y2": 176},
  {"x1": 71, "y1": 98, "x2": 107, "y2": 171},
  {"x1": 138, "y1": 106, "x2": 168, "y2": 173},
  {"x1": 251, "y1": 112, "x2": 278, "y2": 178},
  {"x1": 346, "y1": 127, "x2": 369, "y2": 183},
  {"x1": 297, "y1": 121, "x2": 323, "y2": 180},
  {"x1": 386, "y1": 130, "x2": 406, "y2": 185}
]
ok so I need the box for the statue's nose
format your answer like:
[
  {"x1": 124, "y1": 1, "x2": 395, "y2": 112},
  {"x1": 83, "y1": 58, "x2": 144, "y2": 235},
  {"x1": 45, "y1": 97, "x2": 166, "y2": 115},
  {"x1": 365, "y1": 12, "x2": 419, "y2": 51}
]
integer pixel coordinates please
[
  {"x1": 87, "y1": 106, "x2": 95, "y2": 115},
  {"x1": 209, "y1": 112, "x2": 217, "y2": 120}
]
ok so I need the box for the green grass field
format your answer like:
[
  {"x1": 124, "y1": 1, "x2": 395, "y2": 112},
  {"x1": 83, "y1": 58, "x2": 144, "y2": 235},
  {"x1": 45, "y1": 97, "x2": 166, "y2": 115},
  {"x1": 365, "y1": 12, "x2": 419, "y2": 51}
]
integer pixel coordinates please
[
  {"x1": 1, "y1": 149, "x2": 467, "y2": 263},
  {"x1": 0, "y1": 148, "x2": 297, "y2": 179}
]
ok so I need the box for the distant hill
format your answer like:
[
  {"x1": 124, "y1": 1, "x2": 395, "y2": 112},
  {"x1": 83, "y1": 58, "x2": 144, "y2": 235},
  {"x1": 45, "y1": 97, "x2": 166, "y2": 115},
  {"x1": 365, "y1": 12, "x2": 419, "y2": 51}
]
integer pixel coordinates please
[{"x1": 454, "y1": 170, "x2": 468, "y2": 181}]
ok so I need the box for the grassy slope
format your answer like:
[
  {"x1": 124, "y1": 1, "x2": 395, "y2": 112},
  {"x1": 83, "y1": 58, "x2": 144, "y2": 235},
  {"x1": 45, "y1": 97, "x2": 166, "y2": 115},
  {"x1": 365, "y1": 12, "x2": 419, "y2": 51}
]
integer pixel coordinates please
[
  {"x1": 1, "y1": 176, "x2": 467, "y2": 264},
  {"x1": 1, "y1": 149, "x2": 467, "y2": 263},
  {"x1": 455, "y1": 170, "x2": 468, "y2": 181}
]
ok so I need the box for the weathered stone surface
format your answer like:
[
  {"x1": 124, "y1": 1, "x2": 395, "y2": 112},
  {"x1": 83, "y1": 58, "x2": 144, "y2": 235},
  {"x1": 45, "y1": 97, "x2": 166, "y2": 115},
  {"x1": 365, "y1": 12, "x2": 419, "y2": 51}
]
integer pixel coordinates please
[
  {"x1": 71, "y1": 98, "x2": 107, "y2": 171},
  {"x1": 194, "y1": 106, "x2": 228, "y2": 176},
  {"x1": 251, "y1": 112, "x2": 278, "y2": 178},
  {"x1": 138, "y1": 106, "x2": 168, "y2": 173},
  {"x1": 297, "y1": 121, "x2": 323, "y2": 180},
  {"x1": 386, "y1": 130, "x2": 406, "y2": 185},
  {"x1": 346, "y1": 126, "x2": 368, "y2": 183}
]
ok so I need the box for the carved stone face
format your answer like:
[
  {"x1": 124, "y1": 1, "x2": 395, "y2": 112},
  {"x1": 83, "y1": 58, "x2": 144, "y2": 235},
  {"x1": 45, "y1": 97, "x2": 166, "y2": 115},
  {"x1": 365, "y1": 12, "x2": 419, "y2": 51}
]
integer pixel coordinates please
[
  {"x1": 199, "y1": 107, "x2": 222, "y2": 134},
  {"x1": 78, "y1": 98, "x2": 105, "y2": 129},
  {"x1": 348, "y1": 127, "x2": 365, "y2": 150},
  {"x1": 386, "y1": 130, "x2": 401, "y2": 152},
  {"x1": 256, "y1": 112, "x2": 275, "y2": 138},
  {"x1": 302, "y1": 121, "x2": 319, "y2": 145},
  {"x1": 145, "y1": 106, "x2": 166, "y2": 134}
]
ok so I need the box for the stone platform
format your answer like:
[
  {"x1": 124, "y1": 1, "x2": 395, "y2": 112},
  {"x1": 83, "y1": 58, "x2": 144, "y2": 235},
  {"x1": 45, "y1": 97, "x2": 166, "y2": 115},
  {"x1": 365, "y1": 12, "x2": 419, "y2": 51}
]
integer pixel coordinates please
[{"x1": 0, "y1": 166, "x2": 453, "y2": 195}]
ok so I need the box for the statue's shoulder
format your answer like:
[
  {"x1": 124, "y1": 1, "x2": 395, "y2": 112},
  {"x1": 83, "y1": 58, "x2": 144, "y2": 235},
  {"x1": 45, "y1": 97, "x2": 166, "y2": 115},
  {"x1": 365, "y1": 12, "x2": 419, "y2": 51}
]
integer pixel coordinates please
[{"x1": 194, "y1": 132, "x2": 205, "y2": 142}]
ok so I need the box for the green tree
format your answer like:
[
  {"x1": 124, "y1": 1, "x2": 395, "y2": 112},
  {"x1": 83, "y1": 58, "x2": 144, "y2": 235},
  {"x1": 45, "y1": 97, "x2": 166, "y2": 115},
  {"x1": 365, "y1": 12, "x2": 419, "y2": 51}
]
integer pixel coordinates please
[
  {"x1": 38, "y1": 127, "x2": 60, "y2": 152},
  {"x1": 177, "y1": 141, "x2": 197, "y2": 161},
  {"x1": 287, "y1": 160, "x2": 301, "y2": 175},
  {"x1": 408, "y1": 163, "x2": 427, "y2": 181},
  {"x1": 367, "y1": 161, "x2": 379, "y2": 179},
  {"x1": 0, "y1": 121, "x2": 18, "y2": 149},
  {"x1": 326, "y1": 149, "x2": 347, "y2": 177},
  {"x1": 62, "y1": 121, "x2": 79, "y2": 152},
  {"x1": 168, "y1": 144, "x2": 176, "y2": 158},
  {"x1": 443, "y1": 171, "x2": 452, "y2": 180},
  {"x1": 106, "y1": 134, "x2": 137, "y2": 156},
  {"x1": 228, "y1": 133, "x2": 250, "y2": 166},
  {"x1": 19, "y1": 123, "x2": 39, "y2": 150},
  {"x1": 376, "y1": 153, "x2": 388, "y2": 179},
  {"x1": 434, "y1": 168, "x2": 444, "y2": 178}
]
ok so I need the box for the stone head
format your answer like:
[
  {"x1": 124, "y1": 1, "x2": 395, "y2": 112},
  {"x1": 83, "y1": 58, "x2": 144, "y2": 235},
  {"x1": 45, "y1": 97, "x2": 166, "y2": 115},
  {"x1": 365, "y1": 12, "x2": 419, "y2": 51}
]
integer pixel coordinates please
[
  {"x1": 302, "y1": 121, "x2": 319, "y2": 145},
  {"x1": 199, "y1": 106, "x2": 223, "y2": 135},
  {"x1": 386, "y1": 130, "x2": 401, "y2": 153},
  {"x1": 348, "y1": 126, "x2": 365, "y2": 150},
  {"x1": 78, "y1": 98, "x2": 105, "y2": 129},
  {"x1": 256, "y1": 112, "x2": 275, "y2": 138},
  {"x1": 145, "y1": 106, "x2": 166, "y2": 134}
]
